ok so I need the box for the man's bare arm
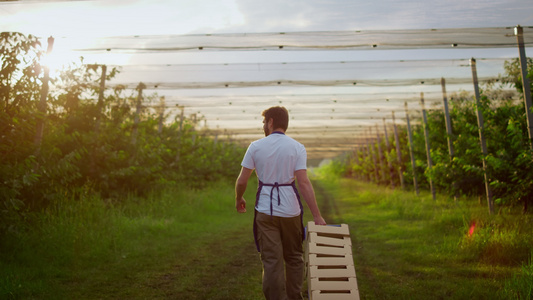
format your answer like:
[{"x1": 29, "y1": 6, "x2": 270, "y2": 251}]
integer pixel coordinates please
[
  {"x1": 235, "y1": 167, "x2": 253, "y2": 213},
  {"x1": 295, "y1": 169, "x2": 326, "y2": 225}
]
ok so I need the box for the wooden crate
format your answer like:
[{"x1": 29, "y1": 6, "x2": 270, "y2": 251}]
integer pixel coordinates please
[{"x1": 306, "y1": 221, "x2": 360, "y2": 300}]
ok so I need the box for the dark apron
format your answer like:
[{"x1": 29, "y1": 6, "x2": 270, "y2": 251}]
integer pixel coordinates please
[{"x1": 253, "y1": 180, "x2": 304, "y2": 252}]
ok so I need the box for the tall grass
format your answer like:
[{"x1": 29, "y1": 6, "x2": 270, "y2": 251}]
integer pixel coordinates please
[
  {"x1": 0, "y1": 180, "x2": 261, "y2": 299},
  {"x1": 312, "y1": 172, "x2": 533, "y2": 299},
  {"x1": 501, "y1": 255, "x2": 533, "y2": 299}
]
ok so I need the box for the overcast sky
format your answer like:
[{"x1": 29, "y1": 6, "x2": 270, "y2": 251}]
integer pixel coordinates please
[{"x1": 1, "y1": 0, "x2": 532, "y2": 37}]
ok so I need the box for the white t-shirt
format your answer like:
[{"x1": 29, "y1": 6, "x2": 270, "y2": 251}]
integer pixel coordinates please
[{"x1": 241, "y1": 132, "x2": 307, "y2": 217}]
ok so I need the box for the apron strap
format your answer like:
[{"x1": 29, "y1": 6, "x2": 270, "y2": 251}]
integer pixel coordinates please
[{"x1": 253, "y1": 180, "x2": 304, "y2": 252}]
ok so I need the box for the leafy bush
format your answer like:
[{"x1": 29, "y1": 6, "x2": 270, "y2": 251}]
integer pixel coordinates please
[
  {"x1": 0, "y1": 33, "x2": 245, "y2": 234},
  {"x1": 340, "y1": 57, "x2": 533, "y2": 211}
]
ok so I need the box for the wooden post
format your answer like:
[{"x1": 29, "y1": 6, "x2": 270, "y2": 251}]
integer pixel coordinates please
[
  {"x1": 158, "y1": 96, "x2": 165, "y2": 134},
  {"x1": 420, "y1": 93, "x2": 436, "y2": 200},
  {"x1": 179, "y1": 106, "x2": 185, "y2": 132},
  {"x1": 363, "y1": 142, "x2": 370, "y2": 181},
  {"x1": 353, "y1": 147, "x2": 360, "y2": 180},
  {"x1": 375, "y1": 124, "x2": 386, "y2": 184},
  {"x1": 95, "y1": 65, "x2": 107, "y2": 132},
  {"x1": 392, "y1": 111, "x2": 405, "y2": 189},
  {"x1": 383, "y1": 118, "x2": 395, "y2": 188},
  {"x1": 97, "y1": 65, "x2": 107, "y2": 112},
  {"x1": 364, "y1": 135, "x2": 371, "y2": 182},
  {"x1": 514, "y1": 26, "x2": 533, "y2": 151},
  {"x1": 441, "y1": 78, "x2": 455, "y2": 158},
  {"x1": 441, "y1": 77, "x2": 459, "y2": 200},
  {"x1": 470, "y1": 58, "x2": 494, "y2": 214},
  {"x1": 368, "y1": 128, "x2": 379, "y2": 184},
  {"x1": 34, "y1": 36, "x2": 54, "y2": 150},
  {"x1": 131, "y1": 82, "x2": 145, "y2": 145},
  {"x1": 405, "y1": 102, "x2": 419, "y2": 196}
]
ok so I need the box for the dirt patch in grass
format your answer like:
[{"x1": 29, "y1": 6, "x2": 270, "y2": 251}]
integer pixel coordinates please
[{"x1": 144, "y1": 227, "x2": 263, "y2": 299}]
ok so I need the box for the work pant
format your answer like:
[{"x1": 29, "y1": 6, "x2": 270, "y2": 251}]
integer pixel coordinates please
[{"x1": 256, "y1": 212, "x2": 304, "y2": 300}]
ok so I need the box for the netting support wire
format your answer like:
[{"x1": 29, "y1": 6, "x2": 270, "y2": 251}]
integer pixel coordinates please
[
  {"x1": 420, "y1": 93, "x2": 436, "y2": 201},
  {"x1": 515, "y1": 26, "x2": 533, "y2": 151},
  {"x1": 470, "y1": 58, "x2": 494, "y2": 215},
  {"x1": 392, "y1": 111, "x2": 405, "y2": 190},
  {"x1": 34, "y1": 36, "x2": 54, "y2": 151},
  {"x1": 404, "y1": 102, "x2": 419, "y2": 196}
]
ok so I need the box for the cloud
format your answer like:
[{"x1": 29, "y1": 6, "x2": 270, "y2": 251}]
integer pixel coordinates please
[
  {"x1": 0, "y1": 0, "x2": 245, "y2": 37},
  {"x1": 1, "y1": 0, "x2": 531, "y2": 39},
  {"x1": 224, "y1": 0, "x2": 533, "y2": 33}
]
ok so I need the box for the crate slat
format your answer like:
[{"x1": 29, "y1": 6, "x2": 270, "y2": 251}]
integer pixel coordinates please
[
  {"x1": 310, "y1": 277, "x2": 358, "y2": 290},
  {"x1": 308, "y1": 232, "x2": 352, "y2": 247},
  {"x1": 309, "y1": 265, "x2": 356, "y2": 278},
  {"x1": 307, "y1": 223, "x2": 350, "y2": 236},
  {"x1": 308, "y1": 253, "x2": 354, "y2": 267},
  {"x1": 311, "y1": 289, "x2": 360, "y2": 300},
  {"x1": 308, "y1": 243, "x2": 352, "y2": 256}
]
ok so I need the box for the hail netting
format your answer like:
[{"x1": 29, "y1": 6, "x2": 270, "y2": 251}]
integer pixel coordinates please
[
  {"x1": 75, "y1": 27, "x2": 533, "y2": 52},
  {"x1": 47, "y1": 26, "x2": 531, "y2": 160}
]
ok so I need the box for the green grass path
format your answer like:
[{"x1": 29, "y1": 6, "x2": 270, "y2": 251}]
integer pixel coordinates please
[{"x1": 2, "y1": 178, "x2": 531, "y2": 299}]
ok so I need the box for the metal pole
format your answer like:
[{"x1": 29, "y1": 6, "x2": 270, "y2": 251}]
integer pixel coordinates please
[
  {"x1": 392, "y1": 111, "x2": 405, "y2": 189},
  {"x1": 514, "y1": 25, "x2": 533, "y2": 150},
  {"x1": 34, "y1": 36, "x2": 54, "y2": 149},
  {"x1": 470, "y1": 58, "x2": 494, "y2": 214},
  {"x1": 421, "y1": 93, "x2": 436, "y2": 200},
  {"x1": 405, "y1": 102, "x2": 419, "y2": 196}
]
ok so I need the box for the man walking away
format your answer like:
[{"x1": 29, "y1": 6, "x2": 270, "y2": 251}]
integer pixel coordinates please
[{"x1": 235, "y1": 106, "x2": 326, "y2": 300}]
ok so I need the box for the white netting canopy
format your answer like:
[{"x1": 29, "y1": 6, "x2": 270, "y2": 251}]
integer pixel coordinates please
[
  {"x1": 75, "y1": 27, "x2": 533, "y2": 52},
  {"x1": 49, "y1": 26, "x2": 532, "y2": 162}
]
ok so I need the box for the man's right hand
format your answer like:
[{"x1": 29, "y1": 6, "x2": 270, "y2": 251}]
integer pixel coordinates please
[{"x1": 236, "y1": 197, "x2": 247, "y2": 213}]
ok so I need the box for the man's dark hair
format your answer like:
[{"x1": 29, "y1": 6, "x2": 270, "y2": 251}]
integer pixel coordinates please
[{"x1": 262, "y1": 106, "x2": 289, "y2": 131}]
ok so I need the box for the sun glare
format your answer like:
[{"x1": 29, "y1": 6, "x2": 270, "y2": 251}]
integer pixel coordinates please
[
  {"x1": 41, "y1": 41, "x2": 78, "y2": 76},
  {"x1": 40, "y1": 36, "x2": 134, "y2": 77}
]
